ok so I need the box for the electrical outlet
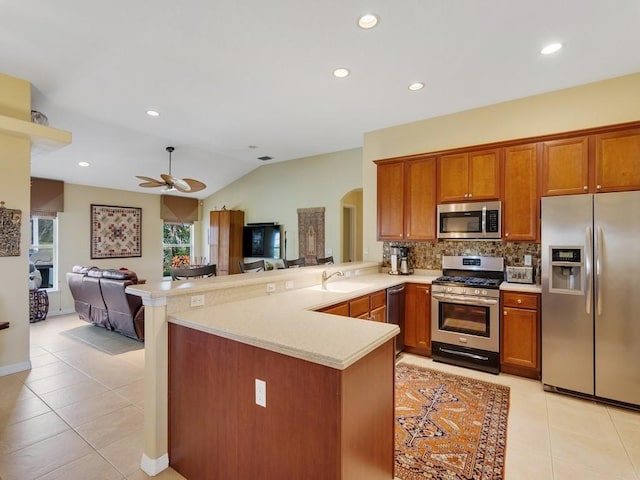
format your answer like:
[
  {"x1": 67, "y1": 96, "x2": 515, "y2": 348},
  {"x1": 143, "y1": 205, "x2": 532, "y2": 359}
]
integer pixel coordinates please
[
  {"x1": 266, "y1": 283, "x2": 276, "y2": 293},
  {"x1": 524, "y1": 255, "x2": 532, "y2": 266},
  {"x1": 345, "y1": 270, "x2": 353, "y2": 277},
  {"x1": 285, "y1": 280, "x2": 294, "y2": 290},
  {"x1": 255, "y1": 379, "x2": 266, "y2": 407},
  {"x1": 190, "y1": 295, "x2": 205, "y2": 307}
]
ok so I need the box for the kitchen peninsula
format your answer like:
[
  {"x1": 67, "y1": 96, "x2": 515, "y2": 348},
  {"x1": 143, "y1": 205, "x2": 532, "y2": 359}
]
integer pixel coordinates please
[{"x1": 127, "y1": 263, "x2": 418, "y2": 479}]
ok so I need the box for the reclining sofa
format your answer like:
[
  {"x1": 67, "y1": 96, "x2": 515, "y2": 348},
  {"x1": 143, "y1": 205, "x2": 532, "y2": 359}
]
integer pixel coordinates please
[{"x1": 67, "y1": 266, "x2": 144, "y2": 341}]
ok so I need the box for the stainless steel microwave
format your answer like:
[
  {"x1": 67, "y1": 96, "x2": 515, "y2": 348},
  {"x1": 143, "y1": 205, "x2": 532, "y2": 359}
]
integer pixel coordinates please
[{"x1": 437, "y1": 201, "x2": 501, "y2": 239}]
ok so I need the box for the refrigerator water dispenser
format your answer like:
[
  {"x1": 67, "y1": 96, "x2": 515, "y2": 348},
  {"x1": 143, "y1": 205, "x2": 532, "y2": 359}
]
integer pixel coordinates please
[{"x1": 549, "y1": 247, "x2": 584, "y2": 294}]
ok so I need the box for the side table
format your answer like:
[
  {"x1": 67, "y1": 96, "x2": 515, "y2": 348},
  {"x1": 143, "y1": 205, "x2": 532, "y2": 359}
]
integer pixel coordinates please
[{"x1": 29, "y1": 289, "x2": 49, "y2": 323}]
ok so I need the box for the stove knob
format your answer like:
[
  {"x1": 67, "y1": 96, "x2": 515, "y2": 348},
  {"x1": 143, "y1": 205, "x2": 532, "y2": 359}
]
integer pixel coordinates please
[
  {"x1": 446, "y1": 287, "x2": 453, "y2": 292},
  {"x1": 474, "y1": 289, "x2": 480, "y2": 295},
  {"x1": 482, "y1": 289, "x2": 488, "y2": 296}
]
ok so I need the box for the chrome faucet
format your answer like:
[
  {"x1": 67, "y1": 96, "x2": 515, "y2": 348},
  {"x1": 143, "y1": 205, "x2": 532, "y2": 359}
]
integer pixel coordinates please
[{"x1": 321, "y1": 269, "x2": 344, "y2": 290}]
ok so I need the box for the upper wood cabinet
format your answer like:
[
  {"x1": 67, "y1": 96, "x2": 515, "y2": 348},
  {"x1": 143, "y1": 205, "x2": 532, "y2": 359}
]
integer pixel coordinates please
[
  {"x1": 437, "y1": 149, "x2": 501, "y2": 203},
  {"x1": 541, "y1": 136, "x2": 590, "y2": 196},
  {"x1": 542, "y1": 128, "x2": 640, "y2": 196},
  {"x1": 503, "y1": 144, "x2": 539, "y2": 241},
  {"x1": 405, "y1": 156, "x2": 437, "y2": 240},
  {"x1": 376, "y1": 156, "x2": 436, "y2": 241},
  {"x1": 376, "y1": 160, "x2": 404, "y2": 240},
  {"x1": 595, "y1": 128, "x2": 640, "y2": 193}
]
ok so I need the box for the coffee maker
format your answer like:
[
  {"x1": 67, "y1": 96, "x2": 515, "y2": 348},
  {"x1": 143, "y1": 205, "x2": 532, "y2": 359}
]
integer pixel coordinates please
[{"x1": 389, "y1": 246, "x2": 413, "y2": 275}]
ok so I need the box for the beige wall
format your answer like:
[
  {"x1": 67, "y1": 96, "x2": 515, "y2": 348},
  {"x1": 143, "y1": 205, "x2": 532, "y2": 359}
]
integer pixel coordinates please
[
  {"x1": 362, "y1": 72, "x2": 640, "y2": 261},
  {"x1": 0, "y1": 74, "x2": 33, "y2": 374},
  {"x1": 340, "y1": 189, "x2": 363, "y2": 262},
  {"x1": 51, "y1": 184, "x2": 168, "y2": 314},
  {"x1": 201, "y1": 148, "x2": 362, "y2": 262}
]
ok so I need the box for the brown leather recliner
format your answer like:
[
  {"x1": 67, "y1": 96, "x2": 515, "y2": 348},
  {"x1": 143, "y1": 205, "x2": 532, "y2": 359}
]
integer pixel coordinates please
[{"x1": 66, "y1": 266, "x2": 145, "y2": 341}]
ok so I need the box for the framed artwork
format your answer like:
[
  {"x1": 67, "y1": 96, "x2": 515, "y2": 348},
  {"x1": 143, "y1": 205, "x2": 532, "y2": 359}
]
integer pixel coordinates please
[
  {"x1": 91, "y1": 204, "x2": 142, "y2": 259},
  {"x1": 297, "y1": 207, "x2": 325, "y2": 265},
  {"x1": 0, "y1": 202, "x2": 22, "y2": 257}
]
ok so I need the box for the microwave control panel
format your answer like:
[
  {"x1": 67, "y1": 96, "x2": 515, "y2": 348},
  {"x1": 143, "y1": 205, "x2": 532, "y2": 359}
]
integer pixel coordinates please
[{"x1": 486, "y1": 210, "x2": 499, "y2": 233}]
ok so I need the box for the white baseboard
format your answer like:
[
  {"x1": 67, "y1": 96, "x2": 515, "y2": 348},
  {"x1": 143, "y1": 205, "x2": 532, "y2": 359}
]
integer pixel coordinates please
[
  {"x1": 0, "y1": 360, "x2": 31, "y2": 377},
  {"x1": 46, "y1": 308, "x2": 75, "y2": 317},
  {"x1": 140, "y1": 453, "x2": 169, "y2": 476}
]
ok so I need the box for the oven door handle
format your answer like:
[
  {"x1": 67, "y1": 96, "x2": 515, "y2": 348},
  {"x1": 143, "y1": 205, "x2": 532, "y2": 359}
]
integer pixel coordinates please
[{"x1": 432, "y1": 293, "x2": 498, "y2": 306}]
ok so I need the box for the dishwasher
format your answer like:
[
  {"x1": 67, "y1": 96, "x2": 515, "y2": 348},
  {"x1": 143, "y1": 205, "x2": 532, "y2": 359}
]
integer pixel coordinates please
[{"x1": 386, "y1": 284, "x2": 405, "y2": 355}]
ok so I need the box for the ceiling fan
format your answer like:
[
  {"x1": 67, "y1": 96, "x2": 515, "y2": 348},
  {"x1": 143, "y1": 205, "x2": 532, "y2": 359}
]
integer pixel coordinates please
[{"x1": 136, "y1": 146, "x2": 206, "y2": 193}]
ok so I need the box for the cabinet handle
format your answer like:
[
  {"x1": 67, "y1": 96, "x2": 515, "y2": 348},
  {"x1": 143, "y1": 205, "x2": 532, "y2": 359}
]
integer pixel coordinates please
[
  {"x1": 505, "y1": 232, "x2": 510, "y2": 237},
  {"x1": 468, "y1": 193, "x2": 472, "y2": 198},
  {"x1": 517, "y1": 299, "x2": 522, "y2": 304},
  {"x1": 596, "y1": 184, "x2": 602, "y2": 190},
  {"x1": 583, "y1": 186, "x2": 588, "y2": 191},
  {"x1": 503, "y1": 310, "x2": 507, "y2": 315}
]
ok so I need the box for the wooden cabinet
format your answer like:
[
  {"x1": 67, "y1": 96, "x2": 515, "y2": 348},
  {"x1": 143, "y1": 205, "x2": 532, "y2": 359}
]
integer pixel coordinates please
[
  {"x1": 318, "y1": 289, "x2": 387, "y2": 322},
  {"x1": 437, "y1": 149, "x2": 501, "y2": 203},
  {"x1": 403, "y1": 283, "x2": 431, "y2": 356},
  {"x1": 169, "y1": 323, "x2": 395, "y2": 479},
  {"x1": 541, "y1": 136, "x2": 590, "y2": 196},
  {"x1": 500, "y1": 291, "x2": 540, "y2": 379},
  {"x1": 369, "y1": 290, "x2": 387, "y2": 323},
  {"x1": 376, "y1": 156, "x2": 436, "y2": 241},
  {"x1": 503, "y1": 144, "x2": 539, "y2": 241},
  {"x1": 376, "y1": 160, "x2": 404, "y2": 240},
  {"x1": 405, "y1": 156, "x2": 437, "y2": 240},
  {"x1": 595, "y1": 127, "x2": 640, "y2": 193},
  {"x1": 542, "y1": 128, "x2": 640, "y2": 196},
  {"x1": 209, "y1": 210, "x2": 244, "y2": 275}
]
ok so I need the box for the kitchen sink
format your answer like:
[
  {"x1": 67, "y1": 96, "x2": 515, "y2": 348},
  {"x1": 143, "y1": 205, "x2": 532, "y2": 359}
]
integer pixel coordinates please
[{"x1": 310, "y1": 281, "x2": 370, "y2": 293}]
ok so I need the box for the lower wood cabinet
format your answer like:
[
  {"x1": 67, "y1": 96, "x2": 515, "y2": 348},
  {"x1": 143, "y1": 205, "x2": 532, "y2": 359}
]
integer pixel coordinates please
[
  {"x1": 318, "y1": 289, "x2": 387, "y2": 322},
  {"x1": 404, "y1": 283, "x2": 431, "y2": 356},
  {"x1": 500, "y1": 290, "x2": 540, "y2": 379}
]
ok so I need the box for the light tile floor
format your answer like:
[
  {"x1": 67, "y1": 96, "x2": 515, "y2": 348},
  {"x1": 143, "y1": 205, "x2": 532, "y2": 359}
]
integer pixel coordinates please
[{"x1": 1, "y1": 313, "x2": 639, "y2": 479}]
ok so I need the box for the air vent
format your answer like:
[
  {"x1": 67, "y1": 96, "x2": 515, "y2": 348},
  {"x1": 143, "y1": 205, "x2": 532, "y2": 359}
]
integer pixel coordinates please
[{"x1": 258, "y1": 156, "x2": 273, "y2": 161}]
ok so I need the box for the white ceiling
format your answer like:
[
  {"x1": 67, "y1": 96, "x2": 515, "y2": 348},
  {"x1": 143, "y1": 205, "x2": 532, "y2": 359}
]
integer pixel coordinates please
[{"x1": 4, "y1": 0, "x2": 640, "y2": 199}]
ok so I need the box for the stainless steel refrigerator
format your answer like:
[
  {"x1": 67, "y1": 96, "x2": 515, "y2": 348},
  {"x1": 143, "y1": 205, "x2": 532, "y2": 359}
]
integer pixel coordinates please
[{"x1": 541, "y1": 191, "x2": 640, "y2": 407}]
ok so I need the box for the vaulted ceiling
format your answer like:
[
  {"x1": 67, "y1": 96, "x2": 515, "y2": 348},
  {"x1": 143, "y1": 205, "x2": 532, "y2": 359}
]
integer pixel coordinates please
[{"x1": 4, "y1": 1, "x2": 639, "y2": 198}]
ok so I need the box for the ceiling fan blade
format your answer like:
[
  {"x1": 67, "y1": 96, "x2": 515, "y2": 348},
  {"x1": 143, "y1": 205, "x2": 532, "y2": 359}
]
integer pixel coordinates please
[
  {"x1": 136, "y1": 176, "x2": 164, "y2": 187},
  {"x1": 182, "y1": 178, "x2": 207, "y2": 193},
  {"x1": 161, "y1": 173, "x2": 191, "y2": 192}
]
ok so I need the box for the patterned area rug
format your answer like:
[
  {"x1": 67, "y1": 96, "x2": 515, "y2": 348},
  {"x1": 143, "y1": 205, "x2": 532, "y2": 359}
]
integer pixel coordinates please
[{"x1": 395, "y1": 363, "x2": 509, "y2": 480}]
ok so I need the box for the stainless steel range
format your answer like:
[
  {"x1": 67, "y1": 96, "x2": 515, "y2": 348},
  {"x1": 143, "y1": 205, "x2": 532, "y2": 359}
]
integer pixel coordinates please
[{"x1": 431, "y1": 256, "x2": 504, "y2": 374}]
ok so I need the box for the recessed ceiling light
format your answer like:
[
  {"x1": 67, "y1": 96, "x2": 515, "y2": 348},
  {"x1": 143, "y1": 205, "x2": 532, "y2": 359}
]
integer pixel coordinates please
[
  {"x1": 408, "y1": 82, "x2": 425, "y2": 91},
  {"x1": 146, "y1": 110, "x2": 160, "y2": 117},
  {"x1": 333, "y1": 68, "x2": 350, "y2": 78},
  {"x1": 357, "y1": 13, "x2": 379, "y2": 29},
  {"x1": 540, "y1": 43, "x2": 563, "y2": 55},
  {"x1": 78, "y1": 161, "x2": 90, "y2": 167}
]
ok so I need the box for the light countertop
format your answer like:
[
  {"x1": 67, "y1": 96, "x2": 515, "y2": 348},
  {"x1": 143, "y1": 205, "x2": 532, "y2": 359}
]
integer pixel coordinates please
[
  {"x1": 500, "y1": 282, "x2": 542, "y2": 293},
  {"x1": 168, "y1": 271, "x2": 438, "y2": 371}
]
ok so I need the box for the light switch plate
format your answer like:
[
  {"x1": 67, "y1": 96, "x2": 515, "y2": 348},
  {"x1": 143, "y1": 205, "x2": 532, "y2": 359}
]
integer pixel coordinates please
[
  {"x1": 255, "y1": 379, "x2": 266, "y2": 407},
  {"x1": 524, "y1": 255, "x2": 532, "y2": 266},
  {"x1": 190, "y1": 295, "x2": 205, "y2": 307}
]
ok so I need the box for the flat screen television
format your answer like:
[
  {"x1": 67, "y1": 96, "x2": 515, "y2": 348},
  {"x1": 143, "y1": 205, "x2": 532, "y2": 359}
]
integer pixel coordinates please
[{"x1": 242, "y1": 224, "x2": 282, "y2": 258}]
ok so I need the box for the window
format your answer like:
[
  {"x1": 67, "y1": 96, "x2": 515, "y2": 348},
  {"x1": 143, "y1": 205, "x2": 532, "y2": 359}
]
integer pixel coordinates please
[
  {"x1": 163, "y1": 223, "x2": 193, "y2": 277},
  {"x1": 30, "y1": 217, "x2": 58, "y2": 290}
]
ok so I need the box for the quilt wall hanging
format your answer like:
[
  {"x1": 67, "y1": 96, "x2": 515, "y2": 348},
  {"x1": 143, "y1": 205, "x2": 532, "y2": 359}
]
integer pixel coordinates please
[
  {"x1": 91, "y1": 204, "x2": 142, "y2": 259},
  {"x1": 0, "y1": 201, "x2": 22, "y2": 256},
  {"x1": 297, "y1": 207, "x2": 325, "y2": 264}
]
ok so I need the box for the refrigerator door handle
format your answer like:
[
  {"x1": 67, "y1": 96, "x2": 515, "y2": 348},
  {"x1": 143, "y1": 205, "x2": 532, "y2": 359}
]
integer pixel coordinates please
[
  {"x1": 585, "y1": 226, "x2": 593, "y2": 315},
  {"x1": 596, "y1": 226, "x2": 603, "y2": 316}
]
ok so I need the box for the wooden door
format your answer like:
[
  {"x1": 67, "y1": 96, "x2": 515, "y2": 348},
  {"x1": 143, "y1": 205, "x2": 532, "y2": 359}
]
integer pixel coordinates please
[
  {"x1": 227, "y1": 210, "x2": 244, "y2": 275},
  {"x1": 217, "y1": 211, "x2": 231, "y2": 275},
  {"x1": 376, "y1": 161, "x2": 405, "y2": 240},
  {"x1": 437, "y1": 153, "x2": 469, "y2": 202},
  {"x1": 594, "y1": 128, "x2": 640, "y2": 193},
  {"x1": 403, "y1": 283, "x2": 431, "y2": 355},
  {"x1": 405, "y1": 156, "x2": 436, "y2": 241},
  {"x1": 541, "y1": 136, "x2": 589, "y2": 196},
  {"x1": 503, "y1": 143, "x2": 539, "y2": 241},
  {"x1": 468, "y1": 149, "x2": 501, "y2": 200}
]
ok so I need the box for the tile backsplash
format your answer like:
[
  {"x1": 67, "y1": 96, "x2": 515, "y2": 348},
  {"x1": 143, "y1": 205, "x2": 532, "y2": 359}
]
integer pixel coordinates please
[{"x1": 382, "y1": 240, "x2": 541, "y2": 270}]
